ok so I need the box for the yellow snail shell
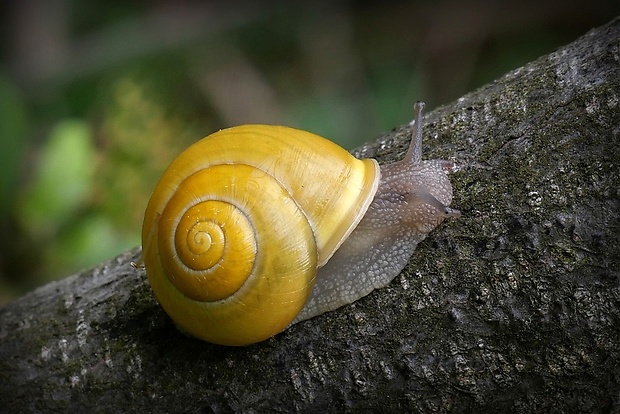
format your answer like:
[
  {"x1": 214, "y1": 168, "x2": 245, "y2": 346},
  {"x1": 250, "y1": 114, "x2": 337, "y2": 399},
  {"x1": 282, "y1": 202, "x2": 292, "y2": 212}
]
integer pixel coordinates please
[{"x1": 141, "y1": 102, "x2": 460, "y2": 346}]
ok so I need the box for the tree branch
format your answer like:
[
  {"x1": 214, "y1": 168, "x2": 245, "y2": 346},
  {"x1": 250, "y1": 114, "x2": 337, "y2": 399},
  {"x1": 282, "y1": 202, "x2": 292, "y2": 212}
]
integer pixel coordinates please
[{"x1": 2, "y1": 17, "x2": 619, "y2": 414}]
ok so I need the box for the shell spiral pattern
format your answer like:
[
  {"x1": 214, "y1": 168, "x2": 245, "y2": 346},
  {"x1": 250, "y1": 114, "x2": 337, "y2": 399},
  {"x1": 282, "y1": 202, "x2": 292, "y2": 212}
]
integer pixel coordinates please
[{"x1": 142, "y1": 125, "x2": 379, "y2": 346}]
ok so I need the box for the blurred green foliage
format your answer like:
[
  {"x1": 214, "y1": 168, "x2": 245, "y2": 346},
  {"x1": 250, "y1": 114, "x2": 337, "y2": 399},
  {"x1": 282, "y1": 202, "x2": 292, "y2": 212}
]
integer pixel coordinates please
[
  {"x1": 19, "y1": 120, "x2": 95, "y2": 236},
  {"x1": 0, "y1": 75, "x2": 26, "y2": 216},
  {"x1": 0, "y1": 1, "x2": 616, "y2": 303}
]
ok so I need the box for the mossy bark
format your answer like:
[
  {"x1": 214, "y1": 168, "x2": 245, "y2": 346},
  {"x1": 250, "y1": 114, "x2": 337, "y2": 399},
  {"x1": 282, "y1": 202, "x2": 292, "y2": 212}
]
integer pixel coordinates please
[{"x1": 1, "y1": 17, "x2": 619, "y2": 414}]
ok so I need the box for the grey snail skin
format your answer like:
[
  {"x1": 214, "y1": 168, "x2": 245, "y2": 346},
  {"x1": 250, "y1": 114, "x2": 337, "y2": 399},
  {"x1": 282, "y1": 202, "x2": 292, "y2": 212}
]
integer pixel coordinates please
[{"x1": 141, "y1": 101, "x2": 460, "y2": 345}]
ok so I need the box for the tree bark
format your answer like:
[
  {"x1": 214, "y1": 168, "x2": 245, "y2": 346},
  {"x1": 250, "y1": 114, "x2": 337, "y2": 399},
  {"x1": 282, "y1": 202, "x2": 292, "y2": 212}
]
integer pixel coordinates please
[{"x1": 2, "y1": 17, "x2": 619, "y2": 414}]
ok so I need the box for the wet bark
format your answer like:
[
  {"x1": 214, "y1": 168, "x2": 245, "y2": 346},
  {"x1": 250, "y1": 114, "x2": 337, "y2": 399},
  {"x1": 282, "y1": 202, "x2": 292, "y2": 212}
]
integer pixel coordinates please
[{"x1": 1, "y1": 17, "x2": 619, "y2": 414}]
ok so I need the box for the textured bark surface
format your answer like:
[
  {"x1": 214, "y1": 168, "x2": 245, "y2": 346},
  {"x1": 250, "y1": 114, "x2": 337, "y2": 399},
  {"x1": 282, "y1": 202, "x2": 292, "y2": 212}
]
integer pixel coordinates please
[{"x1": 1, "y1": 17, "x2": 619, "y2": 414}]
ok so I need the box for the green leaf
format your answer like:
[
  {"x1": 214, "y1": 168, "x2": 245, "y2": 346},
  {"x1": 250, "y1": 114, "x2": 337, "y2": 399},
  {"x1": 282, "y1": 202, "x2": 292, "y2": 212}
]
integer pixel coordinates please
[{"x1": 18, "y1": 119, "x2": 96, "y2": 236}]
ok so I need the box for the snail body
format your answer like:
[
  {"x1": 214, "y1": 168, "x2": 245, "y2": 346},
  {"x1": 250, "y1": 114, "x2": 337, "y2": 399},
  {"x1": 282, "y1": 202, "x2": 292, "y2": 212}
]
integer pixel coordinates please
[{"x1": 142, "y1": 102, "x2": 460, "y2": 346}]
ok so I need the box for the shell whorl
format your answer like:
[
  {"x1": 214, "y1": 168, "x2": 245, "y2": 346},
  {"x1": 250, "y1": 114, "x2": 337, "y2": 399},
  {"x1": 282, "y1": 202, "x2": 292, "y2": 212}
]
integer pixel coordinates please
[{"x1": 142, "y1": 124, "x2": 379, "y2": 345}]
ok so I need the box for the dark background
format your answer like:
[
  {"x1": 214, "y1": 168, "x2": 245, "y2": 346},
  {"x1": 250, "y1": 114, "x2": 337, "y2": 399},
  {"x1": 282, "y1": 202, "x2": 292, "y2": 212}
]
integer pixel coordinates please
[{"x1": 0, "y1": 0, "x2": 616, "y2": 303}]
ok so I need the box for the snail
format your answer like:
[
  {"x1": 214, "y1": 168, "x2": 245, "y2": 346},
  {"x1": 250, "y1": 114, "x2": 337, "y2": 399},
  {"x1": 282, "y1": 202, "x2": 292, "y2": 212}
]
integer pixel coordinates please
[{"x1": 141, "y1": 101, "x2": 460, "y2": 346}]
